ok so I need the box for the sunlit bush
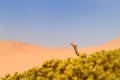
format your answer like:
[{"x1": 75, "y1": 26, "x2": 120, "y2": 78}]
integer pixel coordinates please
[{"x1": 1, "y1": 49, "x2": 120, "y2": 80}]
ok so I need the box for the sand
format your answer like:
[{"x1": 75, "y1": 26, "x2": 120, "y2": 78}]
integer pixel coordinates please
[{"x1": 0, "y1": 37, "x2": 120, "y2": 76}]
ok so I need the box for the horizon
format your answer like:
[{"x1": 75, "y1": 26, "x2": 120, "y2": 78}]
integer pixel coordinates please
[
  {"x1": 0, "y1": 36, "x2": 120, "y2": 48},
  {"x1": 0, "y1": 0, "x2": 120, "y2": 47}
]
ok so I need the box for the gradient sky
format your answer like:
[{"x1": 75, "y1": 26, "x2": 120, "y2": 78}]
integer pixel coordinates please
[{"x1": 0, "y1": 0, "x2": 120, "y2": 47}]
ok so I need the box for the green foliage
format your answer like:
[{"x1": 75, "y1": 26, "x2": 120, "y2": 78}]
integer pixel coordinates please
[{"x1": 1, "y1": 49, "x2": 120, "y2": 80}]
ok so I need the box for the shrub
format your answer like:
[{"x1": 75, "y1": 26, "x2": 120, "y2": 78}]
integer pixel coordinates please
[{"x1": 1, "y1": 49, "x2": 120, "y2": 80}]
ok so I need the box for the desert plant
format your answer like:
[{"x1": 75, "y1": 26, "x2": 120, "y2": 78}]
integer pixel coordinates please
[{"x1": 1, "y1": 49, "x2": 120, "y2": 80}]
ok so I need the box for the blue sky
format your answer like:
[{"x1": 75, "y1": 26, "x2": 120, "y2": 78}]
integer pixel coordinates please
[{"x1": 0, "y1": 0, "x2": 120, "y2": 47}]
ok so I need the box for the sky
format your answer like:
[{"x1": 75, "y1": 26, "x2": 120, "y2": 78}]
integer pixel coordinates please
[{"x1": 0, "y1": 0, "x2": 120, "y2": 47}]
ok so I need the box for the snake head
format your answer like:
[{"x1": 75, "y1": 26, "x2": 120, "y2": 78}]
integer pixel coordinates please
[{"x1": 71, "y1": 42, "x2": 77, "y2": 47}]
